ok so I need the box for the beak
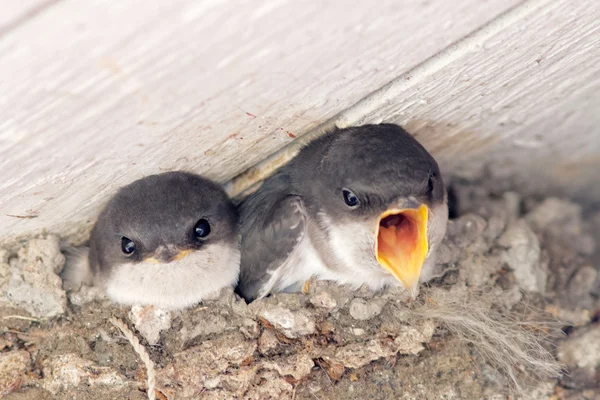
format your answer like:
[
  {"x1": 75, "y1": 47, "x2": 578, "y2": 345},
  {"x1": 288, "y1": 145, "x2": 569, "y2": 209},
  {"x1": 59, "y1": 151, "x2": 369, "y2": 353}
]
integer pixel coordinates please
[
  {"x1": 375, "y1": 203, "x2": 429, "y2": 297},
  {"x1": 144, "y1": 246, "x2": 194, "y2": 264}
]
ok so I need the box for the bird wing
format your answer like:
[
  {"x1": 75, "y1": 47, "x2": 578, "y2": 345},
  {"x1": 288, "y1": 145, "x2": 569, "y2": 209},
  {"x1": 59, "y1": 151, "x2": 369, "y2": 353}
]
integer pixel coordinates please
[{"x1": 237, "y1": 176, "x2": 307, "y2": 301}]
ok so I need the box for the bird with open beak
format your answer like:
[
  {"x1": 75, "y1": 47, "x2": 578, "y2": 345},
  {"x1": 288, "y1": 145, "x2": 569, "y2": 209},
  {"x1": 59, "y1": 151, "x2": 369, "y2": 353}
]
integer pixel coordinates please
[
  {"x1": 62, "y1": 171, "x2": 240, "y2": 310},
  {"x1": 237, "y1": 124, "x2": 448, "y2": 302}
]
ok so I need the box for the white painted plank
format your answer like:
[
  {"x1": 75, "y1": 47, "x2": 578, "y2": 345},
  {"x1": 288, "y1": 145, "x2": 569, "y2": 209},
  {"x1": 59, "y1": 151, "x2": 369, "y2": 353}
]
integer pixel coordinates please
[
  {"x1": 232, "y1": 0, "x2": 600, "y2": 203},
  {"x1": 355, "y1": 0, "x2": 600, "y2": 201},
  {"x1": 0, "y1": 0, "x2": 519, "y2": 240},
  {"x1": 0, "y1": 0, "x2": 57, "y2": 35}
]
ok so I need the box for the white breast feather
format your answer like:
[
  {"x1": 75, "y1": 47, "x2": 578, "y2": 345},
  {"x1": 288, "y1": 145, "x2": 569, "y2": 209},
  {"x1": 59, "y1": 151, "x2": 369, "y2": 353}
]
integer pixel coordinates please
[
  {"x1": 104, "y1": 243, "x2": 240, "y2": 310},
  {"x1": 318, "y1": 211, "x2": 399, "y2": 291}
]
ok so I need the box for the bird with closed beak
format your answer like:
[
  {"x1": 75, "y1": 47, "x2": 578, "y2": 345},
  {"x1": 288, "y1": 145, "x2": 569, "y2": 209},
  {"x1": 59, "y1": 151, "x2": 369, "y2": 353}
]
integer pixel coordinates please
[
  {"x1": 237, "y1": 124, "x2": 448, "y2": 302},
  {"x1": 62, "y1": 171, "x2": 240, "y2": 310}
]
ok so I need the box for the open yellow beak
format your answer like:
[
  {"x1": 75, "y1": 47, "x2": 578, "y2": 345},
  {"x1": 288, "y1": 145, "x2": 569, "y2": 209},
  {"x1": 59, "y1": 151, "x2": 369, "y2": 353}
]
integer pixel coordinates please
[
  {"x1": 143, "y1": 249, "x2": 194, "y2": 264},
  {"x1": 375, "y1": 204, "x2": 429, "y2": 293}
]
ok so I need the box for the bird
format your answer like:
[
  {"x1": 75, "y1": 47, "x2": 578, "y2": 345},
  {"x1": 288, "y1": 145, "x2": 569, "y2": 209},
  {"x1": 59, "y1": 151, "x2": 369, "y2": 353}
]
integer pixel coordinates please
[
  {"x1": 61, "y1": 171, "x2": 240, "y2": 310},
  {"x1": 236, "y1": 124, "x2": 448, "y2": 302}
]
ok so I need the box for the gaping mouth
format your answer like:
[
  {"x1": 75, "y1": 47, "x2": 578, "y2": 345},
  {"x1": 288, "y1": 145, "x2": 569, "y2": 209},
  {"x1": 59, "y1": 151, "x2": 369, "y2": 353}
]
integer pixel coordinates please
[{"x1": 375, "y1": 204, "x2": 429, "y2": 292}]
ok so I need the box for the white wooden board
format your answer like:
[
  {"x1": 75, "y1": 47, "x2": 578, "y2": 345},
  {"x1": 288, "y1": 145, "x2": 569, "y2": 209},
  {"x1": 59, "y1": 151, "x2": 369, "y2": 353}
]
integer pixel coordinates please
[
  {"x1": 0, "y1": 0, "x2": 57, "y2": 36},
  {"x1": 0, "y1": 0, "x2": 520, "y2": 241},
  {"x1": 354, "y1": 0, "x2": 600, "y2": 202},
  {"x1": 231, "y1": 0, "x2": 600, "y2": 203}
]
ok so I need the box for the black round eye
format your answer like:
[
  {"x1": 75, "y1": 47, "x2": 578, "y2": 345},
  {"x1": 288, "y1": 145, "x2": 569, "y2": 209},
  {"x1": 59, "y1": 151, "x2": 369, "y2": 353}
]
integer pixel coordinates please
[
  {"x1": 342, "y1": 189, "x2": 360, "y2": 208},
  {"x1": 121, "y1": 237, "x2": 136, "y2": 255},
  {"x1": 194, "y1": 219, "x2": 211, "y2": 239}
]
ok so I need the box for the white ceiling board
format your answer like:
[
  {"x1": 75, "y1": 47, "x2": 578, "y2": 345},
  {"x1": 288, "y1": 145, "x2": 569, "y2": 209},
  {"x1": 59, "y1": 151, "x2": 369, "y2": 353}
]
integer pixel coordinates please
[
  {"x1": 0, "y1": 0, "x2": 519, "y2": 240},
  {"x1": 231, "y1": 0, "x2": 600, "y2": 203},
  {"x1": 354, "y1": 0, "x2": 600, "y2": 201},
  {"x1": 0, "y1": 0, "x2": 59, "y2": 36}
]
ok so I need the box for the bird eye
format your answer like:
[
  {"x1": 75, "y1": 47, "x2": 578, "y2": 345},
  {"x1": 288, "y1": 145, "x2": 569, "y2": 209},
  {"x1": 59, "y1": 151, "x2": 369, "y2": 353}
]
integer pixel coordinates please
[
  {"x1": 121, "y1": 237, "x2": 136, "y2": 255},
  {"x1": 194, "y1": 218, "x2": 211, "y2": 239},
  {"x1": 342, "y1": 189, "x2": 360, "y2": 208}
]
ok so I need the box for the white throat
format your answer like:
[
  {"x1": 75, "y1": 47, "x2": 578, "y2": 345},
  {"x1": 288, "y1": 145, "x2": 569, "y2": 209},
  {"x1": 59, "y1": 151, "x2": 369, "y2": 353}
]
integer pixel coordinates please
[{"x1": 104, "y1": 243, "x2": 240, "y2": 310}]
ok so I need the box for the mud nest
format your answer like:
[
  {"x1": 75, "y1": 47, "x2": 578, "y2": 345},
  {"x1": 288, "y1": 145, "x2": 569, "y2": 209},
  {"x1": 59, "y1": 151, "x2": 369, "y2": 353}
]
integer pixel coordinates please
[{"x1": 1, "y1": 182, "x2": 599, "y2": 400}]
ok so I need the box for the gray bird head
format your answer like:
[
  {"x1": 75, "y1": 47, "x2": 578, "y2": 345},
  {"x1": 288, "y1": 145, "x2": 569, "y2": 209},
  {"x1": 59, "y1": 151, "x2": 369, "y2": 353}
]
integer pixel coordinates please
[
  {"x1": 88, "y1": 171, "x2": 239, "y2": 308},
  {"x1": 294, "y1": 124, "x2": 448, "y2": 295}
]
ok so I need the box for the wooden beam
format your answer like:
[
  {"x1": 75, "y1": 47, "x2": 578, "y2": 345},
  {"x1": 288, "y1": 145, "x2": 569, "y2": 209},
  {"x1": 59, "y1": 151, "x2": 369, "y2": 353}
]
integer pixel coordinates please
[
  {"x1": 0, "y1": 0, "x2": 520, "y2": 240},
  {"x1": 0, "y1": 0, "x2": 60, "y2": 37}
]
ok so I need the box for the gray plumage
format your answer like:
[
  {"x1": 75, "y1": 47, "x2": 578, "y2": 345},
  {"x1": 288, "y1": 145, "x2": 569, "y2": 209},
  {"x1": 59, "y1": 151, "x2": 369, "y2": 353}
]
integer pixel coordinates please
[
  {"x1": 237, "y1": 124, "x2": 448, "y2": 302},
  {"x1": 62, "y1": 171, "x2": 240, "y2": 309}
]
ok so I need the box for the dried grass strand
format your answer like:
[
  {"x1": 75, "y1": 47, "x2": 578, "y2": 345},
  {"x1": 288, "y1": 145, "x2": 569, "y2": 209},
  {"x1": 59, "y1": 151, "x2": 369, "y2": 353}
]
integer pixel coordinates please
[
  {"x1": 110, "y1": 317, "x2": 156, "y2": 400},
  {"x1": 408, "y1": 287, "x2": 565, "y2": 395}
]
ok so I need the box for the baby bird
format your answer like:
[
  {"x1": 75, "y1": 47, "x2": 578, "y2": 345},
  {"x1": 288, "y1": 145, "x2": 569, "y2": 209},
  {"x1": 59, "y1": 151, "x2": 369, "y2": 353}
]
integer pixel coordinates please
[
  {"x1": 237, "y1": 124, "x2": 448, "y2": 301},
  {"x1": 62, "y1": 171, "x2": 240, "y2": 309}
]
